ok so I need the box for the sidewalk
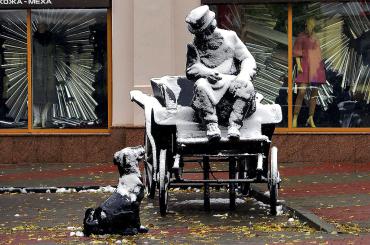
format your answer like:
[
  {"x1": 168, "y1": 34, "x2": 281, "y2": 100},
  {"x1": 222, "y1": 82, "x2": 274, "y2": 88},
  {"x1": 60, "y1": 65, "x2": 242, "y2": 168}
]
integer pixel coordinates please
[
  {"x1": 279, "y1": 161, "x2": 370, "y2": 233},
  {"x1": 0, "y1": 161, "x2": 369, "y2": 244}
]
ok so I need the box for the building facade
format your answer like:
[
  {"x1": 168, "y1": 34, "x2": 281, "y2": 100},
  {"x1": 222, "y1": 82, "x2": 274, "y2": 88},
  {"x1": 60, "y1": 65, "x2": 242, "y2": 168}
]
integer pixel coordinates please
[{"x1": 0, "y1": 0, "x2": 368, "y2": 164}]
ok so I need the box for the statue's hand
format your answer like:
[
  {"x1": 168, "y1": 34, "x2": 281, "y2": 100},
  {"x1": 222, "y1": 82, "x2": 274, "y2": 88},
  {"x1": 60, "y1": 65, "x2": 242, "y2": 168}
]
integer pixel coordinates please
[
  {"x1": 207, "y1": 72, "x2": 222, "y2": 84},
  {"x1": 187, "y1": 63, "x2": 208, "y2": 77}
]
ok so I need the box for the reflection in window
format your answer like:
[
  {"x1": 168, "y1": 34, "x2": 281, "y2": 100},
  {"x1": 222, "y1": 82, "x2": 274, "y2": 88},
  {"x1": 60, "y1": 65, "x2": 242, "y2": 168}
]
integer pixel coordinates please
[
  {"x1": 0, "y1": 11, "x2": 28, "y2": 128},
  {"x1": 210, "y1": 4, "x2": 289, "y2": 127},
  {"x1": 293, "y1": 2, "x2": 370, "y2": 127},
  {"x1": 32, "y1": 9, "x2": 108, "y2": 129}
]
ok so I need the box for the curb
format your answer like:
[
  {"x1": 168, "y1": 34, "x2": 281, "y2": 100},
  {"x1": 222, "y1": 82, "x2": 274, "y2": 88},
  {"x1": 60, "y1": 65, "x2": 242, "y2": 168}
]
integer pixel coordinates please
[{"x1": 250, "y1": 185, "x2": 338, "y2": 234}]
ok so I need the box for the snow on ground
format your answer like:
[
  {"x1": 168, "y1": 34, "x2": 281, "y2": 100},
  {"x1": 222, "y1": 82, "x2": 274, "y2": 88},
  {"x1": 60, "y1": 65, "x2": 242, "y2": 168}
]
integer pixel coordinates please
[{"x1": 77, "y1": 186, "x2": 116, "y2": 193}]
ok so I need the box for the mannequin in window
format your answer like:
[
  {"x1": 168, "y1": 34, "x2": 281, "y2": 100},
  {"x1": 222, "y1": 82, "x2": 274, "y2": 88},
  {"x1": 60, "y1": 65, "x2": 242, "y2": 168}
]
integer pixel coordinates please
[
  {"x1": 292, "y1": 17, "x2": 326, "y2": 128},
  {"x1": 32, "y1": 22, "x2": 57, "y2": 128}
]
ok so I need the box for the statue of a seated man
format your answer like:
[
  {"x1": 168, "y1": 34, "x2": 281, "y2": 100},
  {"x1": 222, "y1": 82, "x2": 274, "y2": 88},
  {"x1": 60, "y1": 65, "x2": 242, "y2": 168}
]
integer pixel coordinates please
[{"x1": 185, "y1": 5, "x2": 257, "y2": 141}]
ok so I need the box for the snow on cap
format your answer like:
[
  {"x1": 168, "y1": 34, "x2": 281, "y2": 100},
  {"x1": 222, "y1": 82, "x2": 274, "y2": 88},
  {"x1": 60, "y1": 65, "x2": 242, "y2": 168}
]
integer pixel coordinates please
[{"x1": 186, "y1": 5, "x2": 215, "y2": 34}]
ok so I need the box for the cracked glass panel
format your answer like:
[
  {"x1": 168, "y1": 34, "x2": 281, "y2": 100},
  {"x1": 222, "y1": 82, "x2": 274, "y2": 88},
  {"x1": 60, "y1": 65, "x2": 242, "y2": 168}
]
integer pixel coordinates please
[
  {"x1": 32, "y1": 9, "x2": 108, "y2": 129},
  {"x1": 0, "y1": 10, "x2": 28, "y2": 129},
  {"x1": 292, "y1": 2, "x2": 370, "y2": 128},
  {"x1": 210, "y1": 4, "x2": 289, "y2": 127}
]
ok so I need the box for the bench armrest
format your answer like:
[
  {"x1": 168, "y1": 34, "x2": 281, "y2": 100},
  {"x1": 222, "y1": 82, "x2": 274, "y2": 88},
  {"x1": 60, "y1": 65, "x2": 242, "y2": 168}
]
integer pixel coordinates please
[{"x1": 130, "y1": 90, "x2": 151, "y2": 109}]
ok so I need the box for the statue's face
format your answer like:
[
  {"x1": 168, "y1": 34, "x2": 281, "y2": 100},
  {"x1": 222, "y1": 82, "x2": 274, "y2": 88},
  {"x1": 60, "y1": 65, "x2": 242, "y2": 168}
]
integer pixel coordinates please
[{"x1": 197, "y1": 20, "x2": 216, "y2": 38}]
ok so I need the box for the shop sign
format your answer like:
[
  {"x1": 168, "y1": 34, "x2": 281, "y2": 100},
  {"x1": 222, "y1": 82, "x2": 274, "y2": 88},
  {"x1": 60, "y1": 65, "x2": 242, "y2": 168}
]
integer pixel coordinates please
[{"x1": 0, "y1": 0, "x2": 110, "y2": 9}]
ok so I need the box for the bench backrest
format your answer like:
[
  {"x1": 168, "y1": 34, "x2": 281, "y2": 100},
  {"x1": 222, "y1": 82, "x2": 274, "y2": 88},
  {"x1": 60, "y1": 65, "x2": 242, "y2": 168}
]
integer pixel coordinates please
[{"x1": 151, "y1": 76, "x2": 194, "y2": 109}]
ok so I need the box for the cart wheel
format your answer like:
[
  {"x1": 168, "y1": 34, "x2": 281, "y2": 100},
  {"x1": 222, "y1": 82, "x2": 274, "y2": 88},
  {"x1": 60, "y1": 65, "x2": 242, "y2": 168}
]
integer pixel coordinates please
[
  {"x1": 159, "y1": 149, "x2": 170, "y2": 216},
  {"x1": 229, "y1": 157, "x2": 237, "y2": 211},
  {"x1": 269, "y1": 146, "x2": 279, "y2": 216},
  {"x1": 238, "y1": 158, "x2": 250, "y2": 196},
  {"x1": 144, "y1": 135, "x2": 156, "y2": 198}
]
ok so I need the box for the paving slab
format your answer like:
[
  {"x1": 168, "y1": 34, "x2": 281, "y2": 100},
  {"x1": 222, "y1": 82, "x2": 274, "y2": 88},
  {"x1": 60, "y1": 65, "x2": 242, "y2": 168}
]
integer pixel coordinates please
[
  {"x1": 0, "y1": 161, "x2": 370, "y2": 243},
  {"x1": 0, "y1": 190, "x2": 364, "y2": 245}
]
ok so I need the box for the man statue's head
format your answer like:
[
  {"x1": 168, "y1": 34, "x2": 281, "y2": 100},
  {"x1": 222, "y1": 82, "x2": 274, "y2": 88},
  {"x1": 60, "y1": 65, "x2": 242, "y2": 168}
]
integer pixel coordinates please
[{"x1": 186, "y1": 5, "x2": 216, "y2": 36}]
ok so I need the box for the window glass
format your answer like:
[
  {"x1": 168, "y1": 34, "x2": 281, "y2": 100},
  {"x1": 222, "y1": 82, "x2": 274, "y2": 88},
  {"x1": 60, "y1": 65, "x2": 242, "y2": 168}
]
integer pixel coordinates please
[
  {"x1": 31, "y1": 9, "x2": 108, "y2": 129},
  {"x1": 0, "y1": 10, "x2": 28, "y2": 129},
  {"x1": 210, "y1": 4, "x2": 289, "y2": 127},
  {"x1": 292, "y1": 2, "x2": 370, "y2": 128}
]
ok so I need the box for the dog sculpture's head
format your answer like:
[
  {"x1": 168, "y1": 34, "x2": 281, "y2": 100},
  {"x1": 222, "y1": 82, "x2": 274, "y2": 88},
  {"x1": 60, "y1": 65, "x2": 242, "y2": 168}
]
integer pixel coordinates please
[{"x1": 113, "y1": 146, "x2": 145, "y2": 176}]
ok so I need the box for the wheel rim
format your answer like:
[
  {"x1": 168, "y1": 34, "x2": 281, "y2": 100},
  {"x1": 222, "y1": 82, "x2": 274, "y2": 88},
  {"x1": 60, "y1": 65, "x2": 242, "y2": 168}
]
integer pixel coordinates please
[
  {"x1": 144, "y1": 134, "x2": 155, "y2": 198},
  {"x1": 159, "y1": 149, "x2": 169, "y2": 215},
  {"x1": 143, "y1": 162, "x2": 155, "y2": 198},
  {"x1": 270, "y1": 146, "x2": 279, "y2": 215}
]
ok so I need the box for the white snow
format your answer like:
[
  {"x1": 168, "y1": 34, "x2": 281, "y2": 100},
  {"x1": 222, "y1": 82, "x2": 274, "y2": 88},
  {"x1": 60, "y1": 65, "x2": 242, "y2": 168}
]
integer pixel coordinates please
[
  {"x1": 14, "y1": 214, "x2": 20, "y2": 217},
  {"x1": 101, "y1": 211, "x2": 107, "y2": 219},
  {"x1": 69, "y1": 231, "x2": 84, "y2": 237},
  {"x1": 56, "y1": 188, "x2": 76, "y2": 193},
  {"x1": 213, "y1": 213, "x2": 228, "y2": 217},
  {"x1": 117, "y1": 174, "x2": 142, "y2": 202},
  {"x1": 53, "y1": 186, "x2": 116, "y2": 194},
  {"x1": 98, "y1": 185, "x2": 116, "y2": 193},
  {"x1": 276, "y1": 205, "x2": 284, "y2": 216}
]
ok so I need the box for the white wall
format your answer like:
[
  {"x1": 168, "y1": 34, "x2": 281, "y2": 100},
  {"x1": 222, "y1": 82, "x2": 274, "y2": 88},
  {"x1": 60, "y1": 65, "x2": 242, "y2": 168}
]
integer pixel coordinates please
[
  {"x1": 112, "y1": 0, "x2": 200, "y2": 126},
  {"x1": 112, "y1": 0, "x2": 134, "y2": 126}
]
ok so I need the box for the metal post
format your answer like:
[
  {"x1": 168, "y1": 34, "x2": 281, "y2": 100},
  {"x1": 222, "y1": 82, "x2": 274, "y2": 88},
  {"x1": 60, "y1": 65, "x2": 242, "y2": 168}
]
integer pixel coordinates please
[
  {"x1": 229, "y1": 157, "x2": 236, "y2": 211},
  {"x1": 203, "y1": 156, "x2": 210, "y2": 211}
]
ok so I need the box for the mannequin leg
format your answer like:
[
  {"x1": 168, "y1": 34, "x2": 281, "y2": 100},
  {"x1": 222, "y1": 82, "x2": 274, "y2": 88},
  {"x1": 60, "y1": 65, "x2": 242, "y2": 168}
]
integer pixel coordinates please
[
  {"x1": 293, "y1": 84, "x2": 308, "y2": 127},
  {"x1": 307, "y1": 87, "x2": 319, "y2": 128},
  {"x1": 33, "y1": 104, "x2": 41, "y2": 127},
  {"x1": 41, "y1": 103, "x2": 51, "y2": 128}
]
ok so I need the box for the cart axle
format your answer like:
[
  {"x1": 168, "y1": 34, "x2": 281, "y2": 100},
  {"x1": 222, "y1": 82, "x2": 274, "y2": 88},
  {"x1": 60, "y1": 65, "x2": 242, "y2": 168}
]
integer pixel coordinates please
[{"x1": 172, "y1": 177, "x2": 267, "y2": 184}]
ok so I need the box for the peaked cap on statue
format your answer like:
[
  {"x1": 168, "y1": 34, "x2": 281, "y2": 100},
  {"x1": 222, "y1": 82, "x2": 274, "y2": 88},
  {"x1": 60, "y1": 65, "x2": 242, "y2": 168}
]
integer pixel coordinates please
[{"x1": 185, "y1": 5, "x2": 215, "y2": 34}]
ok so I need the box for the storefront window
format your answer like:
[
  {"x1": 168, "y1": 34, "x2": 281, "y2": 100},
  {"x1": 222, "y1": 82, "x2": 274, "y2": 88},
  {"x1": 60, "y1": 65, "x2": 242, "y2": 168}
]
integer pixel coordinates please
[
  {"x1": 0, "y1": 10, "x2": 28, "y2": 129},
  {"x1": 292, "y1": 2, "x2": 370, "y2": 128},
  {"x1": 210, "y1": 4, "x2": 289, "y2": 127},
  {"x1": 31, "y1": 9, "x2": 108, "y2": 129}
]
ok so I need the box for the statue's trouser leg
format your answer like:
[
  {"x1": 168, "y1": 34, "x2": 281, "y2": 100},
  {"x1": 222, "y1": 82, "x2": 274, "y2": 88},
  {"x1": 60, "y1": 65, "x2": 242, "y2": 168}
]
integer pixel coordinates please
[
  {"x1": 229, "y1": 96, "x2": 255, "y2": 127},
  {"x1": 228, "y1": 79, "x2": 256, "y2": 129},
  {"x1": 229, "y1": 98, "x2": 247, "y2": 128},
  {"x1": 192, "y1": 79, "x2": 220, "y2": 139},
  {"x1": 192, "y1": 79, "x2": 218, "y2": 124}
]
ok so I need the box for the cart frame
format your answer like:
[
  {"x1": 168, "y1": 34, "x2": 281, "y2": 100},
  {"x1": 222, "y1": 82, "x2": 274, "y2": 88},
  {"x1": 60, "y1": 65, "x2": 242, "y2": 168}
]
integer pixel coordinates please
[{"x1": 130, "y1": 76, "x2": 282, "y2": 216}]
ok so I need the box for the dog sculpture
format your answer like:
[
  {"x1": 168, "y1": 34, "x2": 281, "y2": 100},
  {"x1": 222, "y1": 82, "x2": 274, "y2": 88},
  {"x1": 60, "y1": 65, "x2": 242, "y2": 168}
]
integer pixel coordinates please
[{"x1": 83, "y1": 146, "x2": 148, "y2": 236}]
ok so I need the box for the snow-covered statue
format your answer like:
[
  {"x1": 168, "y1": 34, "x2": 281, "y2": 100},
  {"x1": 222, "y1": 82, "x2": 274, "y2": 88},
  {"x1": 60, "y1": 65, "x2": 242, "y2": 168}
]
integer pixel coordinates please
[
  {"x1": 83, "y1": 146, "x2": 148, "y2": 236},
  {"x1": 185, "y1": 5, "x2": 257, "y2": 141}
]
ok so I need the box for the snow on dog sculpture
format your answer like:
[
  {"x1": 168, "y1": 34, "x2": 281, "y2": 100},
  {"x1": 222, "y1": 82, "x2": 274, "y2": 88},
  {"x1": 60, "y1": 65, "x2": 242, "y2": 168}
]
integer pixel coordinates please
[{"x1": 83, "y1": 146, "x2": 148, "y2": 236}]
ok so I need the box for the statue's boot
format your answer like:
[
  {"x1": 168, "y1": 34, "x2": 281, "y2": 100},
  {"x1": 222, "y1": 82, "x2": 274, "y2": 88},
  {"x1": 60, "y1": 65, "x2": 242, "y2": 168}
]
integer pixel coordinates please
[{"x1": 206, "y1": 122, "x2": 221, "y2": 141}]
